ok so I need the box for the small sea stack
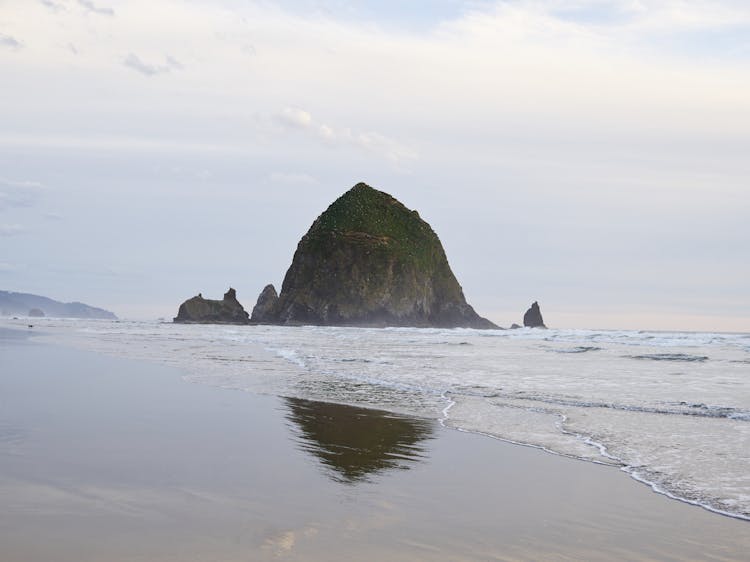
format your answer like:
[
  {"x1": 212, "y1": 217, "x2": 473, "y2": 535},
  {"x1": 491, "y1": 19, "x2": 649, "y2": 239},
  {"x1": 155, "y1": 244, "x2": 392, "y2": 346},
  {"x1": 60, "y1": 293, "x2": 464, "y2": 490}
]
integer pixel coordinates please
[
  {"x1": 250, "y1": 284, "x2": 279, "y2": 323},
  {"x1": 173, "y1": 288, "x2": 250, "y2": 324},
  {"x1": 523, "y1": 301, "x2": 546, "y2": 328}
]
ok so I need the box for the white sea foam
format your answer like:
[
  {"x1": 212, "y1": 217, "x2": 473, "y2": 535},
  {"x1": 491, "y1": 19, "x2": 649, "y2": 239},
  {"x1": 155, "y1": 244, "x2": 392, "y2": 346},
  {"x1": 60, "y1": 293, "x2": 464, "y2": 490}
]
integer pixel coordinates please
[{"x1": 11, "y1": 317, "x2": 750, "y2": 520}]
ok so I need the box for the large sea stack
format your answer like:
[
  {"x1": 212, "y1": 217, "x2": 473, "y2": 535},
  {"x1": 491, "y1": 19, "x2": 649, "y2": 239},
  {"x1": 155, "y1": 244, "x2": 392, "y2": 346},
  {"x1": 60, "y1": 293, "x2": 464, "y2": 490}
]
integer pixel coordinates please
[
  {"x1": 261, "y1": 182, "x2": 496, "y2": 328},
  {"x1": 173, "y1": 288, "x2": 249, "y2": 324}
]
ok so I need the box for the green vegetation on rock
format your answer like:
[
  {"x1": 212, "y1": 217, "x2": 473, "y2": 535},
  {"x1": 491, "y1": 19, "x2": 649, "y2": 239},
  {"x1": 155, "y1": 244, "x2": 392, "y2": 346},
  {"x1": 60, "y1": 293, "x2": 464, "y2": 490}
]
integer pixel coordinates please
[{"x1": 309, "y1": 183, "x2": 435, "y2": 269}]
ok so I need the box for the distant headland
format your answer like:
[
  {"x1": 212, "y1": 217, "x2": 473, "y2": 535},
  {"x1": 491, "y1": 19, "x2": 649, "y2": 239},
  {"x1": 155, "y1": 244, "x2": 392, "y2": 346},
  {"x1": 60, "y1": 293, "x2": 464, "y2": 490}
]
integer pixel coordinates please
[{"x1": 0, "y1": 290, "x2": 117, "y2": 320}]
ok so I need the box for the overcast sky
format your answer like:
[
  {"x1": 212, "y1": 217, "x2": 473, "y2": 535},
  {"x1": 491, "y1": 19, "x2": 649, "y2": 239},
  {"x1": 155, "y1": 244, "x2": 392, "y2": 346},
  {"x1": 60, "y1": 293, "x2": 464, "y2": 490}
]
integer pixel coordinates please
[{"x1": 1, "y1": 0, "x2": 748, "y2": 331}]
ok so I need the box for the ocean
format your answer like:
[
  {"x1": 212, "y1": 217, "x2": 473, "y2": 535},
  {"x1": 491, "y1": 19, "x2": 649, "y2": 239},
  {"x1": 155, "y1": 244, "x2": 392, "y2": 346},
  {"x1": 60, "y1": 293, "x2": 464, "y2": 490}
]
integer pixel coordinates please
[{"x1": 20, "y1": 318, "x2": 750, "y2": 521}]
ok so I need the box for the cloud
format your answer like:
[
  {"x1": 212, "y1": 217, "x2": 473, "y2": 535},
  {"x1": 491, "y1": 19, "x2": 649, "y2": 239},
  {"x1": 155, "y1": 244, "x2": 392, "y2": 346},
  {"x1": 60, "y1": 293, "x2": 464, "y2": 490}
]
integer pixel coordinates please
[
  {"x1": 467, "y1": 0, "x2": 750, "y2": 46},
  {"x1": 0, "y1": 262, "x2": 23, "y2": 273},
  {"x1": 0, "y1": 178, "x2": 43, "y2": 189},
  {"x1": 0, "y1": 224, "x2": 25, "y2": 237},
  {"x1": 267, "y1": 172, "x2": 319, "y2": 185},
  {"x1": 165, "y1": 55, "x2": 183, "y2": 70},
  {"x1": 123, "y1": 53, "x2": 183, "y2": 76},
  {"x1": 0, "y1": 178, "x2": 45, "y2": 210},
  {"x1": 275, "y1": 107, "x2": 416, "y2": 164},
  {"x1": 0, "y1": 34, "x2": 22, "y2": 49},
  {"x1": 39, "y1": 0, "x2": 65, "y2": 11},
  {"x1": 276, "y1": 107, "x2": 313, "y2": 129},
  {"x1": 214, "y1": 30, "x2": 257, "y2": 56},
  {"x1": 78, "y1": 0, "x2": 114, "y2": 16}
]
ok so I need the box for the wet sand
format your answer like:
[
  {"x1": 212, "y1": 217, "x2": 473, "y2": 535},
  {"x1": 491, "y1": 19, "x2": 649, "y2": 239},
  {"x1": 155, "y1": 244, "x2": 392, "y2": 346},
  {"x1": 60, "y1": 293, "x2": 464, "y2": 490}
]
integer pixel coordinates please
[{"x1": 1, "y1": 330, "x2": 748, "y2": 561}]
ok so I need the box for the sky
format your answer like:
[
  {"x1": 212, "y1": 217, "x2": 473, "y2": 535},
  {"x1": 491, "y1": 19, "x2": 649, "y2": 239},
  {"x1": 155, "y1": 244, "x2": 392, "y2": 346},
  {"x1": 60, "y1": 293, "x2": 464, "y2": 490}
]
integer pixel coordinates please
[{"x1": 0, "y1": 0, "x2": 748, "y2": 331}]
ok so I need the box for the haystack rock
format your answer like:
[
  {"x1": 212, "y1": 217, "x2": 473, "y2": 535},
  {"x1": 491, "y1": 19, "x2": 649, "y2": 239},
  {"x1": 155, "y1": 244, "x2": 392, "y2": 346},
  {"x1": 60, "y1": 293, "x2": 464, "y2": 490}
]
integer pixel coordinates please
[
  {"x1": 523, "y1": 301, "x2": 546, "y2": 328},
  {"x1": 173, "y1": 288, "x2": 249, "y2": 324},
  {"x1": 250, "y1": 284, "x2": 278, "y2": 323},
  {"x1": 263, "y1": 182, "x2": 497, "y2": 328}
]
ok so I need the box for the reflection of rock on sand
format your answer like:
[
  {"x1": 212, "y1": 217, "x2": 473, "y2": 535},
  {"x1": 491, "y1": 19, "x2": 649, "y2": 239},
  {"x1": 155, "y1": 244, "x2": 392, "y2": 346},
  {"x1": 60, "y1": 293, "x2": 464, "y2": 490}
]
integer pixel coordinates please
[{"x1": 284, "y1": 397, "x2": 435, "y2": 483}]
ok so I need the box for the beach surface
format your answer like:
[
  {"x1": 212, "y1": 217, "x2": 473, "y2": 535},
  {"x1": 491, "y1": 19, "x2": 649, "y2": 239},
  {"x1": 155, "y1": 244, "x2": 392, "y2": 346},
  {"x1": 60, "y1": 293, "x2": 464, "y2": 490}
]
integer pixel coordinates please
[{"x1": 1, "y1": 328, "x2": 748, "y2": 561}]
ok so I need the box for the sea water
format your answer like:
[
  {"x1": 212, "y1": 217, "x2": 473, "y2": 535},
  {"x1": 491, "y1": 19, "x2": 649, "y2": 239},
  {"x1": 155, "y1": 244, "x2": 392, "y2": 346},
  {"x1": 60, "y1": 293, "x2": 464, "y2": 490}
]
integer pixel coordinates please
[{"x1": 15, "y1": 318, "x2": 750, "y2": 520}]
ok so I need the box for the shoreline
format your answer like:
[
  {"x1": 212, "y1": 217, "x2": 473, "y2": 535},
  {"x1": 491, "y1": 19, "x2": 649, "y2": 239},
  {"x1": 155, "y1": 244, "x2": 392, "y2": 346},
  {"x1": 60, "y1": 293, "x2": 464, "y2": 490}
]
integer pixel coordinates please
[
  {"x1": 7, "y1": 322, "x2": 750, "y2": 523},
  {"x1": 2, "y1": 328, "x2": 749, "y2": 560},
  {"x1": 441, "y1": 392, "x2": 750, "y2": 523}
]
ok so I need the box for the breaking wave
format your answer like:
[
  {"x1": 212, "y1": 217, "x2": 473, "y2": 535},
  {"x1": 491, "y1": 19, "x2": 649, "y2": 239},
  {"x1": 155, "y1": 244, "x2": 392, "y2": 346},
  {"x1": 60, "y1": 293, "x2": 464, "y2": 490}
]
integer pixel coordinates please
[
  {"x1": 550, "y1": 346, "x2": 602, "y2": 354},
  {"x1": 629, "y1": 353, "x2": 709, "y2": 362}
]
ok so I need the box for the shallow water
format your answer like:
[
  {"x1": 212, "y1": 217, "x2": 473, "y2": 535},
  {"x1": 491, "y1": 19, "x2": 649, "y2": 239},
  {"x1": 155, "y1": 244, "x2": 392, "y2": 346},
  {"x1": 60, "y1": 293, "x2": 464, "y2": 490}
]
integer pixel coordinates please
[{"x1": 11, "y1": 318, "x2": 750, "y2": 520}]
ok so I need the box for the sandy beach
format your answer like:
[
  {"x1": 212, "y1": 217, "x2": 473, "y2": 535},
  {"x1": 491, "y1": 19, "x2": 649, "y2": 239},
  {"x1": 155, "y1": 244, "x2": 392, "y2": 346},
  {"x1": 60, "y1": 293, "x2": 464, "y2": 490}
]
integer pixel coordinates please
[{"x1": 1, "y1": 328, "x2": 748, "y2": 561}]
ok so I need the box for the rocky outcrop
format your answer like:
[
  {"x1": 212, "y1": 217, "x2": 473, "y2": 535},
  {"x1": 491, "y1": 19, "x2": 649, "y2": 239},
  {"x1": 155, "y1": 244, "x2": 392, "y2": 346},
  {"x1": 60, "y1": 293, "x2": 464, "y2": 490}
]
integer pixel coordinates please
[
  {"x1": 250, "y1": 284, "x2": 278, "y2": 323},
  {"x1": 28, "y1": 308, "x2": 45, "y2": 318},
  {"x1": 266, "y1": 182, "x2": 496, "y2": 328},
  {"x1": 523, "y1": 301, "x2": 546, "y2": 328},
  {"x1": 173, "y1": 288, "x2": 249, "y2": 324}
]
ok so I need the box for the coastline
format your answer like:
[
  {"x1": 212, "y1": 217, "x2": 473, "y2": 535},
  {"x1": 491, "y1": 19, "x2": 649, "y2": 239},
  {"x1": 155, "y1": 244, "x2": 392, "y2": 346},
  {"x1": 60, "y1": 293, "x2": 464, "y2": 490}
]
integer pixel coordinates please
[
  {"x1": 1, "y1": 327, "x2": 748, "y2": 560},
  {"x1": 441, "y1": 395, "x2": 750, "y2": 524}
]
